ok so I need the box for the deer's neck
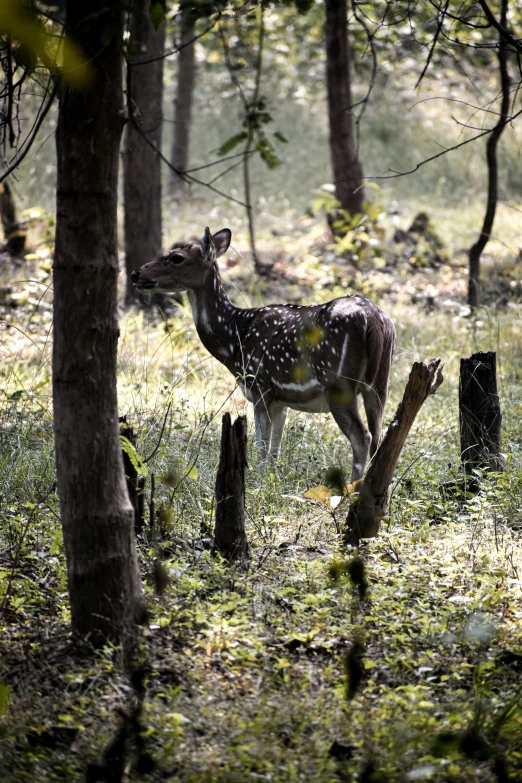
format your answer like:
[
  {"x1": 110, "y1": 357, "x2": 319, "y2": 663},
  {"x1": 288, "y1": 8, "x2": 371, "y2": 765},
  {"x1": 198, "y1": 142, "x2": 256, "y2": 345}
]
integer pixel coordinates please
[{"x1": 187, "y1": 263, "x2": 239, "y2": 365}]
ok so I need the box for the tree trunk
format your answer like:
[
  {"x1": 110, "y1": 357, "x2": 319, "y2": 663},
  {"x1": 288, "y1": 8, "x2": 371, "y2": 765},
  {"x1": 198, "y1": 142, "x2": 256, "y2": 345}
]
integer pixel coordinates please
[
  {"x1": 345, "y1": 359, "x2": 444, "y2": 546},
  {"x1": 460, "y1": 352, "x2": 503, "y2": 474},
  {"x1": 53, "y1": 1, "x2": 144, "y2": 647},
  {"x1": 214, "y1": 414, "x2": 249, "y2": 565},
  {"x1": 123, "y1": 0, "x2": 165, "y2": 304},
  {"x1": 468, "y1": 0, "x2": 510, "y2": 308},
  {"x1": 170, "y1": 9, "x2": 196, "y2": 195},
  {"x1": 324, "y1": 0, "x2": 365, "y2": 218}
]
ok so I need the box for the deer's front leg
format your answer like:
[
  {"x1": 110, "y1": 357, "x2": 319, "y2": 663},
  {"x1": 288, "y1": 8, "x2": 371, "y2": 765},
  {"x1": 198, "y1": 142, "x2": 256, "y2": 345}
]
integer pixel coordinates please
[
  {"x1": 254, "y1": 407, "x2": 272, "y2": 461},
  {"x1": 267, "y1": 405, "x2": 287, "y2": 458},
  {"x1": 254, "y1": 404, "x2": 287, "y2": 460}
]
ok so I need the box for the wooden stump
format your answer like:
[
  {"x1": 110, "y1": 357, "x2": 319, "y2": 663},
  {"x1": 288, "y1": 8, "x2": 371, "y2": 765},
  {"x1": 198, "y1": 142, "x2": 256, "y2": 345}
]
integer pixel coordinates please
[
  {"x1": 345, "y1": 358, "x2": 444, "y2": 546},
  {"x1": 0, "y1": 182, "x2": 26, "y2": 256},
  {"x1": 214, "y1": 413, "x2": 249, "y2": 565},
  {"x1": 460, "y1": 351, "x2": 503, "y2": 474}
]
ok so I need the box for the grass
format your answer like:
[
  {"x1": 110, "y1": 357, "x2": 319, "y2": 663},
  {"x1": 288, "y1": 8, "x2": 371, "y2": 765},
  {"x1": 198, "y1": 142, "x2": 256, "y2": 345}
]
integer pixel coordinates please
[{"x1": 1, "y1": 206, "x2": 522, "y2": 781}]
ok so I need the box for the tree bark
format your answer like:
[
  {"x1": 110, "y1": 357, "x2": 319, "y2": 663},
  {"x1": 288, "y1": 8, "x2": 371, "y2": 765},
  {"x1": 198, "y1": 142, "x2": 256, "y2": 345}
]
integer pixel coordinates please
[
  {"x1": 324, "y1": 0, "x2": 365, "y2": 218},
  {"x1": 345, "y1": 359, "x2": 444, "y2": 546},
  {"x1": 468, "y1": 0, "x2": 510, "y2": 308},
  {"x1": 170, "y1": 9, "x2": 196, "y2": 195},
  {"x1": 53, "y1": 1, "x2": 144, "y2": 647},
  {"x1": 214, "y1": 414, "x2": 249, "y2": 565},
  {"x1": 460, "y1": 352, "x2": 503, "y2": 474},
  {"x1": 123, "y1": 0, "x2": 165, "y2": 304}
]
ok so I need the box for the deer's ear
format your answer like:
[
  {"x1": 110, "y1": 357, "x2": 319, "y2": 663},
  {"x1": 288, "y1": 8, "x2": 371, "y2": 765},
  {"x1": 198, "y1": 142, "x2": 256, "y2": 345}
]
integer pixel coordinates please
[
  {"x1": 212, "y1": 229, "x2": 232, "y2": 258},
  {"x1": 200, "y1": 226, "x2": 213, "y2": 259}
]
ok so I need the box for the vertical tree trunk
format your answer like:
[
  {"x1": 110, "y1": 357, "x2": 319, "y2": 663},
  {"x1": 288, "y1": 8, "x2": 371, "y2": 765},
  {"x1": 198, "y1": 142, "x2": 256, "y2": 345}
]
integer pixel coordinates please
[
  {"x1": 460, "y1": 352, "x2": 503, "y2": 474},
  {"x1": 468, "y1": 0, "x2": 510, "y2": 308},
  {"x1": 123, "y1": 0, "x2": 165, "y2": 304},
  {"x1": 214, "y1": 414, "x2": 249, "y2": 564},
  {"x1": 324, "y1": 0, "x2": 365, "y2": 218},
  {"x1": 53, "y1": 1, "x2": 143, "y2": 646},
  {"x1": 170, "y1": 9, "x2": 196, "y2": 194}
]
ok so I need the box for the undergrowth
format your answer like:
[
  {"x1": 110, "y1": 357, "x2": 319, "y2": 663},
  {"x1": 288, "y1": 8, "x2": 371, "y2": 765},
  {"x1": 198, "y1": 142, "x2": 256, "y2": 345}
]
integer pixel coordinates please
[{"x1": 1, "y1": 211, "x2": 522, "y2": 781}]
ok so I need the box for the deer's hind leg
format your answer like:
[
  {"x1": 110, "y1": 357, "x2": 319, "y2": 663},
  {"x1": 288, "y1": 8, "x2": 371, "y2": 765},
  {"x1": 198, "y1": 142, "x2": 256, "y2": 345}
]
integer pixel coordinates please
[
  {"x1": 361, "y1": 359, "x2": 392, "y2": 459},
  {"x1": 327, "y1": 392, "x2": 371, "y2": 482},
  {"x1": 361, "y1": 386, "x2": 386, "y2": 459}
]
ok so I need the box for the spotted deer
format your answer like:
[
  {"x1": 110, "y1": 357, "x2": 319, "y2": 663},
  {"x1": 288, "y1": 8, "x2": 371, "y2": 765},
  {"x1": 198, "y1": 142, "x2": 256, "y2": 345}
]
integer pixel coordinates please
[{"x1": 132, "y1": 227, "x2": 396, "y2": 481}]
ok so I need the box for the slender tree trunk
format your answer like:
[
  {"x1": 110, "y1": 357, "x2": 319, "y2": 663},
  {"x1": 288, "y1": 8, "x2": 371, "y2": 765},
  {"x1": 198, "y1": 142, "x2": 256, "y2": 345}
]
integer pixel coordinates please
[
  {"x1": 123, "y1": 0, "x2": 165, "y2": 304},
  {"x1": 53, "y1": 1, "x2": 144, "y2": 647},
  {"x1": 170, "y1": 9, "x2": 196, "y2": 194},
  {"x1": 324, "y1": 0, "x2": 365, "y2": 217},
  {"x1": 468, "y1": 0, "x2": 510, "y2": 308}
]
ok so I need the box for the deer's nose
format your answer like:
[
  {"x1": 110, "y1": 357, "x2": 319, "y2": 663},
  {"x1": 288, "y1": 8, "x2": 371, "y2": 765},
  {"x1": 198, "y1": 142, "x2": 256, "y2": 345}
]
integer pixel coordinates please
[{"x1": 131, "y1": 270, "x2": 140, "y2": 283}]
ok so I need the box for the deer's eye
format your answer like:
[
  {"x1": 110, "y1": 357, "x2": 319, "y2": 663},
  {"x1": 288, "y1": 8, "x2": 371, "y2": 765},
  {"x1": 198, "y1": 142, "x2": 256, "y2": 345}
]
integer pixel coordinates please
[{"x1": 169, "y1": 254, "x2": 185, "y2": 265}]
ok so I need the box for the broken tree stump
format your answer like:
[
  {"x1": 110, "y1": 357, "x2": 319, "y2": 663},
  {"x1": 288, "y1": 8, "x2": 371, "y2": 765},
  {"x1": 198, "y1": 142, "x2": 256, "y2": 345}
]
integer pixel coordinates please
[
  {"x1": 345, "y1": 358, "x2": 444, "y2": 546},
  {"x1": 460, "y1": 351, "x2": 503, "y2": 474},
  {"x1": 214, "y1": 413, "x2": 249, "y2": 565},
  {"x1": 0, "y1": 181, "x2": 26, "y2": 256}
]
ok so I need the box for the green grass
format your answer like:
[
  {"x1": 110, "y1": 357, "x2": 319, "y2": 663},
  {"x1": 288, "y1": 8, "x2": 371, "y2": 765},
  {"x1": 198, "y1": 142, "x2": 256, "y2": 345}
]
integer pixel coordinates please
[{"x1": 1, "y1": 208, "x2": 522, "y2": 781}]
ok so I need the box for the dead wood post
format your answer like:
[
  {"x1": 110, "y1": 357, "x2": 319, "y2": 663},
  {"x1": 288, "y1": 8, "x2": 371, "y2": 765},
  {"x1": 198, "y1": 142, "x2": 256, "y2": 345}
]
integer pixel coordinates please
[
  {"x1": 214, "y1": 413, "x2": 249, "y2": 564},
  {"x1": 345, "y1": 359, "x2": 444, "y2": 546},
  {"x1": 120, "y1": 416, "x2": 146, "y2": 535},
  {"x1": 460, "y1": 351, "x2": 503, "y2": 474},
  {"x1": 0, "y1": 181, "x2": 26, "y2": 256}
]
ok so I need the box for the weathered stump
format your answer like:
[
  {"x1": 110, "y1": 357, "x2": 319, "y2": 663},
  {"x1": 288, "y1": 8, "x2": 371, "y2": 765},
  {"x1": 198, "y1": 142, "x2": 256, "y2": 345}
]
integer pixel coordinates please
[
  {"x1": 120, "y1": 416, "x2": 146, "y2": 535},
  {"x1": 459, "y1": 351, "x2": 503, "y2": 474},
  {"x1": 0, "y1": 182, "x2": 26, "y2": 256},
  {"x1": 345, "y1": 358, "x2": 444, "y2": 546},
  {"x1": 214, "y1": 413, "x2": 249, "y2": 565}
]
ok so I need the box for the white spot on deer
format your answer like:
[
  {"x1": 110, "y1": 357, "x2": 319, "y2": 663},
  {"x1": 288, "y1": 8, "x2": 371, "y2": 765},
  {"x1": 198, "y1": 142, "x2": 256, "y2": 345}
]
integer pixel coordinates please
[
  {"x1": 273, "y1": 378, "x2": 321, "y2": 394},
  {"x1": 338, "y1": 334, "x2": 349, "y2": 375}
]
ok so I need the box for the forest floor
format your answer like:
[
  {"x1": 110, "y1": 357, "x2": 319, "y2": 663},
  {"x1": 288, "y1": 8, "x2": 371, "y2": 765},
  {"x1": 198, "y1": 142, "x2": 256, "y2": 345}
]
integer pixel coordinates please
[{"x1": 1, "y1": 205, "x2": 522, "y2": 782}]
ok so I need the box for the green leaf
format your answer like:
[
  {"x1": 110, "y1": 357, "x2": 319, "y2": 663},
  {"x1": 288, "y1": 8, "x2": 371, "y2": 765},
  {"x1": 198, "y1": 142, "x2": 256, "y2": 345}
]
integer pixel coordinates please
[
  {"x1": 217, "y1": 132, "x2": 248, "y2": 156},
  {"x1": 149, "y1": 1, "x2": 166, "y2": 30},
  {"x1": 9, "y1": 390, "x2": 26, "y2": 400},
  {"x1": 255, "y1": 141, "x2": 280, "y2": 169},
  {"x1": 273, "y1": 130, "x2": 288, "y2": 144},
  {"x1": 184, "y1": 465, "x2": 198, "y2": 480},
  {"x1": 121, "y1": 436, "x2": 148, "y2": 477}
]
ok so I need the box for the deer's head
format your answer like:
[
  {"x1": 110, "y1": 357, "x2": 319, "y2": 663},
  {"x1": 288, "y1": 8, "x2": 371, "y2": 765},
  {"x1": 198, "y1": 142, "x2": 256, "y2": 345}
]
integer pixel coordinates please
[{"x1": 131, "y1": 227, "x2": 231, "y2": 293}]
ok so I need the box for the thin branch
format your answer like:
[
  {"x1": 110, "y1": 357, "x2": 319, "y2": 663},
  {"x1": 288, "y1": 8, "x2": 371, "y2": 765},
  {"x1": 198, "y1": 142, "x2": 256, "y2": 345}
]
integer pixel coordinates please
[
  {"x1": 144, "y1": 402, "x2": 172, "y2": 464},
  {"x1": 129, "y1": 15, "x2": 221, "y2": 66},
  {"x1": 415, "y1": 0, "x2": 449, "y2": 88},
  {"x1": 343, "y1": 106, "x2": 522, "y2": 184},
  {"x1": 0, "y1": 80, "x2": 58, "y2": 185},
  {"x1": 477, "y1": 0, "x2": 522, "y2": 55},
  {"x1": 127, "y1": 109, "x2": 251, "y2": 208}
]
